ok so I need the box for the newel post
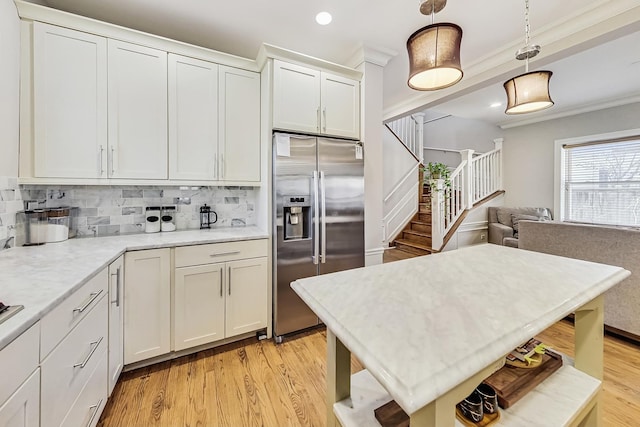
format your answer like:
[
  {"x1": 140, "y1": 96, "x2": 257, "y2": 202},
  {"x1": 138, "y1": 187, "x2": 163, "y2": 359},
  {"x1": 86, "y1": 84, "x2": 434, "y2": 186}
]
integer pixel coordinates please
[
  {"x1": 460, "y1": 149, "x2": 474, "y2": 209},
  {"x1": 494, "y1": 138, "x2": 504, "y2": 190},
  {"x1": 431, "y1": 179, "x2": 444, "y2": 250},
  {"x1": 413, "y1": 113, "x2": 425, "y2": 164}
]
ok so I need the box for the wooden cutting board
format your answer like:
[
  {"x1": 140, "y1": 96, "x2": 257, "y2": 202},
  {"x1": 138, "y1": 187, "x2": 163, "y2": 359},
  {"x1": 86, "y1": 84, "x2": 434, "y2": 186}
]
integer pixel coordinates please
[
  {"x1": 374, "y1": 400, "x2": 409, "y2": 427},
  {"x1": 484, "y1": 350, "x2": 563, "y2": 409}
]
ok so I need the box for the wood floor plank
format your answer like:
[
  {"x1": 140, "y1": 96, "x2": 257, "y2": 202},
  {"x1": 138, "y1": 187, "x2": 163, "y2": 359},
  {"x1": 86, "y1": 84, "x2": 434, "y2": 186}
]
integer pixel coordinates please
[{"x1": 100, "y1": 322, "x2": 640, "y2": 427}]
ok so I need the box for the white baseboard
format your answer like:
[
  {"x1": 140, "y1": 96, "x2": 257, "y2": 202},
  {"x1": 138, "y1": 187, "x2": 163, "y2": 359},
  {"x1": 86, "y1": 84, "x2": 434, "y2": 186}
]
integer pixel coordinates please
[{"x1": 365, "y1": 247, "x2": 385, "y2": 266}]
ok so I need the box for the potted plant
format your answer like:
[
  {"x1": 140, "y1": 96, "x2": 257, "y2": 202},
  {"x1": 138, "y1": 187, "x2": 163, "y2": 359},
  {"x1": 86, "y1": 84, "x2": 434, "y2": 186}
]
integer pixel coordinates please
[{"x1": 422, "y1": 162, "x2": 452, "y2": 192}]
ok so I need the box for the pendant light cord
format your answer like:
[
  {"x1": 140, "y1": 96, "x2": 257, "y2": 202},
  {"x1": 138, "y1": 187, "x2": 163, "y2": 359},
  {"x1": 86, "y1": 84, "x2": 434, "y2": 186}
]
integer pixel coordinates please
[{"x1": 524, "y1": 0, "x2": 530, "y2": 72}]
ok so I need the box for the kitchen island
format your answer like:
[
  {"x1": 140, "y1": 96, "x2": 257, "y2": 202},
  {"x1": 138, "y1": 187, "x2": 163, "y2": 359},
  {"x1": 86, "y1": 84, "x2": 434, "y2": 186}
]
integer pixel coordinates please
[{"x1": 292, "y1": 244, "x2": 630, "y2": 427}]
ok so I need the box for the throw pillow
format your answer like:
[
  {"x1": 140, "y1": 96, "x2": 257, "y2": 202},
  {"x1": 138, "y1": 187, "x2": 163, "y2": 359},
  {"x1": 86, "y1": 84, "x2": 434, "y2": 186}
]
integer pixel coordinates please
[{"x1": 511, "y1": 214, "x2": 547, "y2": 237}]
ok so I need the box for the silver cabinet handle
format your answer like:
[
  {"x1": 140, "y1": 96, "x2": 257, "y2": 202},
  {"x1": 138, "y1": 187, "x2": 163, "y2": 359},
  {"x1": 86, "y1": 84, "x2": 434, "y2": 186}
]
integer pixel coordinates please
[
  {"x1": 320, "y1": 171, "x2": 326, "y2": 264},
  {"x1": 74, "y1": 336, "x2": 104, "y2": 368},
  {"x1": 73, "y1": 289, "x2": 104, "y2": 314},
  {"x1": 110, "y1": 146, "x2": 115, "y2": 176},
  {"x1": 312, "y1": 171, "x2": 319, "y2": 265},
  {"x1": 228, "y1": 266, "x2": 232, "y2": 295},
  {"x1": 214, "y1": 153, "x2": 218, "y2": 179},
  {"x1": 85, "y1": 399, "x2": 103, "y2": 427},
  {"x1": 209, "y1": 251, "x2": 240, "y2": 257},
  {"x1": 220, "y1": 153, "x2": 225, "y2": 179},
  {"x1": 110, "y1": 267, "x2": 120, "y2": 307},
  {"x1": 99, "y1": 145, "x2": 105, "y2": 177},
  {"x1": 219, "y1": 268, "x2": 223, "y2": 297},
  {"x1": 323, "y1": 108, "x2": 327, "y2": 132},
  {"x1": 317, "y1": 107, "x2": 321, "y2": 133}
]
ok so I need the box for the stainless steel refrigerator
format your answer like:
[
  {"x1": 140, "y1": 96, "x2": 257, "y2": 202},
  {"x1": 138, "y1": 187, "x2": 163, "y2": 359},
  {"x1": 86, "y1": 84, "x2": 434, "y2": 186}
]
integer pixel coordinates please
[{"x1": 273, "y1": 132, "x2": 364, "y2": 341}]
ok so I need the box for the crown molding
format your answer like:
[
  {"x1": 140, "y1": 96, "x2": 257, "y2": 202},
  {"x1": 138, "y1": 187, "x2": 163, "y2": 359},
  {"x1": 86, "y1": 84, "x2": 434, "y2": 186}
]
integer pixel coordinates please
[
  {"x1": 346, "y1": 44, "x2": 398, "y2": 69},
  {"x1": 499, "y1": 94, "x2": 640, "y2": 129}
]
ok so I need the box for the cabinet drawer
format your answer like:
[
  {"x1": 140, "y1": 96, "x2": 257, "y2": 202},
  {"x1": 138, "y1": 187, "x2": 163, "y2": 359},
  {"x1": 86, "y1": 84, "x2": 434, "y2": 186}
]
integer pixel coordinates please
[
  {"x1": 0, "y1": 323, "x2": 39, "y2": 407},
  {"x1": 41, "y1": 297, "x2": 108, "y2": 427},
  {"x1": 175, "y1": 239, "x2": 268, "y2": 267},
  {"x1": 41, "y1": 267, "x2": 108, "y2": 359},
  {"x1": 60, "y1": 352, "x2": 107, "y2": 427}
]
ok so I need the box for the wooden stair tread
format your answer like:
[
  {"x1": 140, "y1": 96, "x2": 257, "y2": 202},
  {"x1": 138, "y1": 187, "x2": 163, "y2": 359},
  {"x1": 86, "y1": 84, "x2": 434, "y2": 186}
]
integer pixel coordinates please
[
  {"x1": 410, "y1": 220, "x2": 430, "y2": 226},
  {"x1": 403, "y1": 230, "x2": 431, "y2": 238},
  {"x1": 393, "y1": 239, "x2": 432, "y2": 251}
]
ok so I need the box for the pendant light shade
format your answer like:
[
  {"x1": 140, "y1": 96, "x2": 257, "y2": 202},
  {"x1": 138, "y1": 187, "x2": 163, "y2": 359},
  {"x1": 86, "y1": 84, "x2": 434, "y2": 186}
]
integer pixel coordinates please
[
  {"x1": 407, "y1": 23, "x2": 463, "y2": 91},
  {"x1": 503, "y1": 70, "x2": 554, "y2": 114}
]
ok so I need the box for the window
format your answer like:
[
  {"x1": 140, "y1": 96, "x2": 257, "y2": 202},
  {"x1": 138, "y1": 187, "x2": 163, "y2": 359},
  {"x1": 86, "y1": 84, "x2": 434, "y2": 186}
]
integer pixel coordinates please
[{"x1": 558, "y1": 130, "x2": 640, "y2": 227}]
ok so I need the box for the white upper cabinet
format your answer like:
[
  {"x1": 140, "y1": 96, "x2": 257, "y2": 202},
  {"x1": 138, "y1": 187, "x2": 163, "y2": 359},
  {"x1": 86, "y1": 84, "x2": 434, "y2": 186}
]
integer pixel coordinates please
[
  {"x1": 272, "y1": 59, "x2": 360, "y2": 140},
  {"x1": 273, "y1": 60, "x2": 321, "y2": 135},
  {"x1": 219, "y1": 66, "x2": 261, "y2": 182},
  {"x1": 168, "y1": 54, "x2": 219, "y2": 181},
  {"x1": 108, "y1": 40, "x2": 168, "y2": 179},
  {"x1": 33, "y1": 22, "x2": 107, "y2": 178},
  {"x1": 320, "y1": 73, "x2": 360, "y2": 139}
]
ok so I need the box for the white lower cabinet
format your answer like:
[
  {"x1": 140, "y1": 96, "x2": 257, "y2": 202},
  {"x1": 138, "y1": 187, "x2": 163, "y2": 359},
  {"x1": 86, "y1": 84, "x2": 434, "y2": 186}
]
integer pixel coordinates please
[
  {"x1": 124, "y1": 248, "x2": 171, "y2": 364},
  {"x1": 174, "y1": 263, "x2": 226, "y2": 351},
  {"x1": 0, "y1": 369, "x2": 40, "y2": 427},
  {"x1": 0, "y1": 322, "x2": 40, "y2": 427},
  {"x1": 41, "y1": 297, "x2": 108, "y2": 427},
  {"x1": 225, "y1": 258, "x2": 268, "y2": 338},
  {"x1": 173, "y1": 240, "x2": 268, "y2": 351},
  {"x1": 60, "y1": 353, "x2": 107, "y2": 427},
  {"x1": 107, "y1": 255, "x2": 124, "y2": 394}
]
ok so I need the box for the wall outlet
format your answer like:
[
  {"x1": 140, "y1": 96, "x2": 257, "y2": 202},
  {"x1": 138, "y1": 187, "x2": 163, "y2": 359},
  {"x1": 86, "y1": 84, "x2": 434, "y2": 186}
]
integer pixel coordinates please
[{"x1": 480, "y1": 233, "x2": 486, "y2": 241}]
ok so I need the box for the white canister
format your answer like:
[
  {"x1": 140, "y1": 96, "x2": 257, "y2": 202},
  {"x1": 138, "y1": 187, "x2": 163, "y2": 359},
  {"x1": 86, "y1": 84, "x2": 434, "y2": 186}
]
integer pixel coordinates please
[{"x1": 145, "y1": 207, "x2": 161, "y2": 233}]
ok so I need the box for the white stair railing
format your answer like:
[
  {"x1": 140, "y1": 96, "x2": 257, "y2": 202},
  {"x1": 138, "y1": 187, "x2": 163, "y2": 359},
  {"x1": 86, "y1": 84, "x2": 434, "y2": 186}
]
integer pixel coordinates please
[
  {"x1": 430, "y1": 138, "x2": 504, "y2": 250},
  {"x1": 386, "y1": 113, "x2": 425, "y2": 163}
]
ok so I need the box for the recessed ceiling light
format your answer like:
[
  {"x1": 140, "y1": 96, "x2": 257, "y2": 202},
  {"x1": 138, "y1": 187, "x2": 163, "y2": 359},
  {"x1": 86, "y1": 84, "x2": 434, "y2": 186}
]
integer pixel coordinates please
[
  {"x1": 315, "y1": 11, "x2": 332, "y2": 25},
  {"x1": 490, "y1": 102, "x2": 502, "y2": 108}
]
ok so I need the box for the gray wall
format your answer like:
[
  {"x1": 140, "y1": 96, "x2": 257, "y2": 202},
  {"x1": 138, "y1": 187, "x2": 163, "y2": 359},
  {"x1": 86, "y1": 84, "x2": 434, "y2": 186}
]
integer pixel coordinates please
[
  {"x1": 423, "y1": 115, "x2": 502, "y2": 166},
  {"x1": 502, "y1": 102, "x2": 640, "y2": 210}
]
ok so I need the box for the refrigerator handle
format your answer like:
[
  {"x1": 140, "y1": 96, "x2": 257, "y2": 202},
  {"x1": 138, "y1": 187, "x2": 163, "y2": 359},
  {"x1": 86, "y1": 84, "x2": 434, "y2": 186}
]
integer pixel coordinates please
[
  {"x1": 313, "y1": 171, "x2": 320, "y2": 265},
  {"x1": 320, "y1": 170, "x2": 327, "y2": 264}
]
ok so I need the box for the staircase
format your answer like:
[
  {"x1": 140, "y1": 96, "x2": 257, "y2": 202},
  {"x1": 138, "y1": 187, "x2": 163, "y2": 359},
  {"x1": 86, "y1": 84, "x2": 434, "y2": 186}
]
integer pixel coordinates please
[
  {"x1": 384, "y1": 114, "x2": 505, "y2": 258},
  {"x1": 391, "y1": 181, "x2": 436, "y2": 257}
]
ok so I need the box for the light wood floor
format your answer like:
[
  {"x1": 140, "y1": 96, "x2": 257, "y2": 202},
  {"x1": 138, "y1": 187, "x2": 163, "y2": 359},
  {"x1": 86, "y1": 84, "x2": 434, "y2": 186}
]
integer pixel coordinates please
[
  {"x1": 99, "y1": 320, "x2": 640, "y2": 426},
  {"x1": 99, "y1": 247, "x2": 640, "y2": 426}
]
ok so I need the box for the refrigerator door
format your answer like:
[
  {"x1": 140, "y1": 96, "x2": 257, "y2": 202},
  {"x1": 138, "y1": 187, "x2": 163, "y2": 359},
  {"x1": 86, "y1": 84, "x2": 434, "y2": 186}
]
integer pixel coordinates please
[
  {"x1": 318, "y1": 137, "x2": 365, "y2": 275},
  {"x1": 273, "y1": 134, "x2": 320, "y2": 336}
]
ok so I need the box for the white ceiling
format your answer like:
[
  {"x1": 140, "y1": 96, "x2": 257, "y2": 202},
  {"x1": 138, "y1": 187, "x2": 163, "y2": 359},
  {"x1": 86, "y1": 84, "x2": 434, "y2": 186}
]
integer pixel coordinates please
[{"x1": 31, "y1": 0, "x2": 640, "y2": 128}]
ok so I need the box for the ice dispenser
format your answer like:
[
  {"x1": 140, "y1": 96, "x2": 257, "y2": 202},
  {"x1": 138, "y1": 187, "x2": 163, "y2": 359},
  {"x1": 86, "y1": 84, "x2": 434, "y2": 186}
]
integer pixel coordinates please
[{"x1": 283, "y1": 196, "x2": 311, "y2": 240}]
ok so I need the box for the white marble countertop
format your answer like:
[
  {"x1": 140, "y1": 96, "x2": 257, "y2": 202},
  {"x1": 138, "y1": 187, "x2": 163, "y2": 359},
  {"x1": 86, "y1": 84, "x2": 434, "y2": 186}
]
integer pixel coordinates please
[
  {"x1": 0, "y1": 226, "x2": 268, "y2": 350},
  {"x1": 291, "y1": 244, "x2": 630, "y2": 415}
]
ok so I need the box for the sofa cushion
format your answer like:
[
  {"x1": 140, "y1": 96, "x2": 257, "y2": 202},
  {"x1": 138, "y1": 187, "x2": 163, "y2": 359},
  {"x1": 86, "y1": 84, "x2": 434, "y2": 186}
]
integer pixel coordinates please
[
  {"x1": 503, "y1": 237, "x2": 519, "y2": 248},
  {"x1": 495, "y1": 207, "x2": 552, "y2": 228},
  {"x1": 512, "y1": 214, "x2": 546, "y2": 237}
]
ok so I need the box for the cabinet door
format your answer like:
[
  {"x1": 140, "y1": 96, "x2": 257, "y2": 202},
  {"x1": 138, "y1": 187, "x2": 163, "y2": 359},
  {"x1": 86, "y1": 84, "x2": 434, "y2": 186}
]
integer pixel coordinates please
[
  {"x1": 321, "y1": 72, "x2": 360, "y2": 139},
  {"x1": 108, "y1": 40, "x2": 168, "y2": 179},
  {"x1": 174, "y1": 263, "x2": 225, "y2": 351},
  {"x1": 225, "y1": 257, "x2": 268, "y2": 338},
  {"x1": 168, "y1": 54, "x2": 218, "y2": 181},
  {"x1": 273, "y1": 60, "x2": 320, "y2": 135},
  {"x1": 107, "y1": 255, "x2": 124, "y2": 395},
  {"x1": 124, "y1": 248, "x2": 170, "y2": 364},
  {"x1": 33, "y1": 22, "x2": 107, "y2": 178},
  {"x1": 219, "y1": 66, "x2": 261, "y2": 182},
  {"x1": 0, "y1": 369, "x2": 40, "y2": 427}
]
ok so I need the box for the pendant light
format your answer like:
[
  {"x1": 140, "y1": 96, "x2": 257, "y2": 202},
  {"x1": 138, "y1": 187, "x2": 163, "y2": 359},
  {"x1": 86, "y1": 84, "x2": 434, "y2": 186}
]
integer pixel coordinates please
[
  {"x1": 503, "y1": 0, "x2": 554, "y2": 114},
  {"x1": 407, "y1": 0, "x2": 463, "y2": 91}
]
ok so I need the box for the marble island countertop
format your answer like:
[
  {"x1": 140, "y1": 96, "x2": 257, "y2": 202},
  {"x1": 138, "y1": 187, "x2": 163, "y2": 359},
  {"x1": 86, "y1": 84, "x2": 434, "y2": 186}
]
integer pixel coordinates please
[
  {"x1": 0, "y1": 226, "x2": 268, "y2": 350},
  {"x1": 292, "y1": 244, "x2": 631, "y2": 416}
]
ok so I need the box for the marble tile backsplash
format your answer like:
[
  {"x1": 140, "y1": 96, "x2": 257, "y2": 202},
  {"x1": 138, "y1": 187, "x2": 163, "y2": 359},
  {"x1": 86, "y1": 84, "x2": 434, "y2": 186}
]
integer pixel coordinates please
[
  {"x1": 0, "y1": 176, "x2": 23, "y2": 250},
  {"x1": 20, "y1": 185, "x2": 258, "y2": 238}
]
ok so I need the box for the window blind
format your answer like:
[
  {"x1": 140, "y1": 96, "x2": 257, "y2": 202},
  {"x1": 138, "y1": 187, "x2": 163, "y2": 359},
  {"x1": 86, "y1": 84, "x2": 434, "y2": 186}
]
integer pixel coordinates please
[{"x1": 563, "y1": 137, "x2": 640, "y2": 227}]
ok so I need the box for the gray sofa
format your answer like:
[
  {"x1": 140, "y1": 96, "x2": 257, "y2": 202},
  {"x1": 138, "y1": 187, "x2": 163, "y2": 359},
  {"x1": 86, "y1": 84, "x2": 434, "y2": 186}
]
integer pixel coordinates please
[
  {"x1": 488, "y1": 207, "x2": 552, "y2": 247},
  {"x1": 519, "y1": 221, "x2": 640, "y2": 340}
]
